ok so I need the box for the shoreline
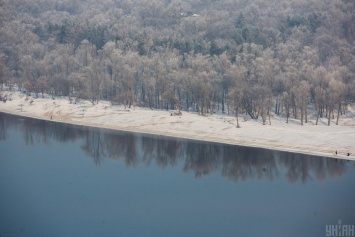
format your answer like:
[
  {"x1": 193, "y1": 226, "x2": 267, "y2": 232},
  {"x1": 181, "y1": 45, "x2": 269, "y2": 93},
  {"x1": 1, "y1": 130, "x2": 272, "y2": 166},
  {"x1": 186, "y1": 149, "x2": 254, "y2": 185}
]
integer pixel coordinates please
[
  {"x1": 1, "y1": 90, "x2": 354, "y2": 161},
  {"x1": 1, "y1": 107, "x2": 354, "y2": 161}
]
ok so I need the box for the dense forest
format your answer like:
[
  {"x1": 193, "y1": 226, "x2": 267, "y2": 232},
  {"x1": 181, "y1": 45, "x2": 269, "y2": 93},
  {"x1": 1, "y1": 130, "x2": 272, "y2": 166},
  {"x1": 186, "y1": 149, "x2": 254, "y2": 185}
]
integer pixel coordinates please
[{"x1": 0, "y1": 0, "x2": 354, "y2": 125}]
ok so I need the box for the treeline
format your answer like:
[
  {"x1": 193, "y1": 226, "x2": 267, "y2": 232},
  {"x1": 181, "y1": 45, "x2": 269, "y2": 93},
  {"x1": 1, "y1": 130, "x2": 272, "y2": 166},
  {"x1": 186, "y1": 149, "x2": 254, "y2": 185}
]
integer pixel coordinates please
[
  {"x1": 0, "y1": 0, "x2": 354, "y2": 125},
  {"x1": 0, "y1": 113, "x2": 349, "y2": 183}
]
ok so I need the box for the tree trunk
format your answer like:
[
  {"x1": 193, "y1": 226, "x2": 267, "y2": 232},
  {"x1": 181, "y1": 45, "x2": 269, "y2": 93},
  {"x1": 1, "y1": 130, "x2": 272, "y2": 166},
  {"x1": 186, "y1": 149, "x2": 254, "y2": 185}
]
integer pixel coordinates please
[
  {"x1": 327, "y1": 106, "x2": 332, "y2": 126},
  {"x1": 336, "y1": 102, "x2": 341, "y2": 125},
  {"x1": 304, "y1": 101, "x2": 308, "y2": 123},
  {"x1": 236, "y1": 107, "x2": 240, "y2": 128},
  {"x1": 222, "y1": 92, "x2": 225, "y2": 113},
  {"x1": 285, "y1": 105, "x2": 289, "y2": 123}
]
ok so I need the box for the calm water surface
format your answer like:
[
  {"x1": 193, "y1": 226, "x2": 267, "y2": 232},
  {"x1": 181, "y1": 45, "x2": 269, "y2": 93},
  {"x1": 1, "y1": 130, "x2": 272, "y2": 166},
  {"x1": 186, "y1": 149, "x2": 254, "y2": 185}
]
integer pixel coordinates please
[{"x1": 0, "y1": 112, "x2": 354, "y2": 237}]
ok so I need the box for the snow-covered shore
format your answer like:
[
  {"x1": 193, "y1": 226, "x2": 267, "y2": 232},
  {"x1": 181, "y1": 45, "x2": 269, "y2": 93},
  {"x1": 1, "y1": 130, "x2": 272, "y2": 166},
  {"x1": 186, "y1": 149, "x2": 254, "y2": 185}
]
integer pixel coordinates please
[{"x1": 1, "y1": 90, "x2": 354, "y2": 160}]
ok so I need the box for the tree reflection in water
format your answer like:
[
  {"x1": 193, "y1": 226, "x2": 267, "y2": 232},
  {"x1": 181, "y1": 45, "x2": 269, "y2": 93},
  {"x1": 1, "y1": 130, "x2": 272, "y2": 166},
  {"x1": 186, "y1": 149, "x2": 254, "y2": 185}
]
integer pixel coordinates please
[{"x1": 1, "y1": 112, "x2": 352, "y2": 183}]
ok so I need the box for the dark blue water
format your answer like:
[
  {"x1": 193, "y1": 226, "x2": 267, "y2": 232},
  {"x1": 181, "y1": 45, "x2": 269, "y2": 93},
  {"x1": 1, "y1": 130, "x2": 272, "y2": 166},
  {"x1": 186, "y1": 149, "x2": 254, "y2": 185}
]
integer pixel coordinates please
[{"x1": 0, "y1": 112, "x2": 354, "y2": 237}]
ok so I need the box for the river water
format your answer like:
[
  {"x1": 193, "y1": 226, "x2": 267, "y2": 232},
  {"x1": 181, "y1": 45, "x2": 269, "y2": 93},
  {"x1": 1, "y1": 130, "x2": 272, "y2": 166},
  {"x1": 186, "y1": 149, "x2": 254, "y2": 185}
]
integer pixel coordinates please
[{"x1": 0, "y1": 112, "x2": 354, "y2": 237}]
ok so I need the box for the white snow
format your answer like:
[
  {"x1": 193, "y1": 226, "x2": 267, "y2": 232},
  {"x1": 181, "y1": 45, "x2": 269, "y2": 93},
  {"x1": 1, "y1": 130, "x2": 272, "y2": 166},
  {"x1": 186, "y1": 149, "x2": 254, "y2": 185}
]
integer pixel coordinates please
[{"x1": 1, "y1": 90, "x2": 354, "y2": 160}]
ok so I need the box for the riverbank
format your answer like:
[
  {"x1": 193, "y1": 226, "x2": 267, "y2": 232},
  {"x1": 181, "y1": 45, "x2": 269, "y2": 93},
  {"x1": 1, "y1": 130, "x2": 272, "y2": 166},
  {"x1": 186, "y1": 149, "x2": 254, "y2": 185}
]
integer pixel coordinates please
[{"x1": 1, "y1": 90, "x2": 354, "y2": 160}]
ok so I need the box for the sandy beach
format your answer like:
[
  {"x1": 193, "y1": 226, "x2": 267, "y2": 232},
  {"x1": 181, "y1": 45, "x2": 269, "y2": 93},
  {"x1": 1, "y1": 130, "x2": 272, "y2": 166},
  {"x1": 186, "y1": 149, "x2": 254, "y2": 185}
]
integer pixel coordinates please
[{"x1": 1, "y1": 90, "x2": 354, "y2": 160}]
